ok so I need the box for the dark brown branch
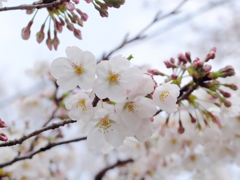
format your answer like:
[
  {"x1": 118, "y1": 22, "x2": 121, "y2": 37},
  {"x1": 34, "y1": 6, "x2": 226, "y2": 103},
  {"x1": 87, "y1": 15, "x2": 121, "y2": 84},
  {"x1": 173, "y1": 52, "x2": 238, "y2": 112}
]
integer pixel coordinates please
[
  {"x1": 0, "y1": 0, "x2": 62, "y2": 12},
  {"x1": 101, "y1": 0, "x2": 188, "y2": 60},
  {"x1": 95, "y1": 159, "x2": 134, "y2": 180},
  {"x1": 0, "y1": 136, "x2": 87, "y2": 168},
  {"x1": 0, "y1": 119, "x2": 76, "y2": 147}
]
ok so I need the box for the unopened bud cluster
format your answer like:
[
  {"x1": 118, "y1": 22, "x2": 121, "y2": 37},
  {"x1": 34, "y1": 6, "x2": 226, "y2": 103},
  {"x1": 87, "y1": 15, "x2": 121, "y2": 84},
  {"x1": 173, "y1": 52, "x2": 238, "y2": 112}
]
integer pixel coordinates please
[
  {"x1": 0, "y1": 118, "x2": 8, "y2": 142},
  {"x1": 153, "y1": 47, "x2": 237, "y2": 134},
  {"x1": 21, "y1": 0, "x2": 125, "y2": 50}
]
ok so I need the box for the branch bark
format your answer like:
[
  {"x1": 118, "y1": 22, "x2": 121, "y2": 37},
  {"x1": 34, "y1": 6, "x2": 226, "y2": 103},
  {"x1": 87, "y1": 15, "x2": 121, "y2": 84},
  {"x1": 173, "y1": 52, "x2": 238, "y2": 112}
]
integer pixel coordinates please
[
  {"x1": 0, "y1": 119, "x2": 76, "y2": 147},
  {"x1": 0, "y1": 0, "x2": 62, "y2": 12},
  {"x1": 95, "y1": 159, "x2": 134, "y2": 180},
  {"x1": 0, "y1": 136, "x2": 87, "y2": 168},
  {"x1": 101, "y1": 0, "x2": 189, "y2": 60}
]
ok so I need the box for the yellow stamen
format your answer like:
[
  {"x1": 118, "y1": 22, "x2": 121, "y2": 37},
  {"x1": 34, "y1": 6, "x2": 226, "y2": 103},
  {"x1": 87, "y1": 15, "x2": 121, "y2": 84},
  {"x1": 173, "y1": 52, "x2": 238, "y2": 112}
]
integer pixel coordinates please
[
  {"x1": 159, "y1": 90, "x2": 170, "y2": 102},
  {"x1": 76, "y1": 99, "x2": 87, "y2": 111},
  {"x1": 98, "y1": 115, "x2": 113, "y2": 133},
  {"x1": 108, "y1": 72, "x2": 121, "y2": 86},
  {"x1": 124, "y1": 102, "x2": 138, "y2": 113},
  {"x1": 72, "y1": 62, "x2": 84, "y2": 74}
]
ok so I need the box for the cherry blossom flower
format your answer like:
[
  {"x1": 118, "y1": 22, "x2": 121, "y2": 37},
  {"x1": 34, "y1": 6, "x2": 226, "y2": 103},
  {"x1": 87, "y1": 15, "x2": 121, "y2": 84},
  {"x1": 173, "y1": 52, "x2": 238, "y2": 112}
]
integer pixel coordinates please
[
  {"x1": 94, "y1": 55, "x2": 142, "y2": 102},
  {"x1": 50, "y1": 46, "x2": 96, "y2": 91},
  {"x1": 86, "y1": 107, "x2": 127, "y2": 150},
  {"x1": 65, "y1": 92, "x2": 93, "y2": 121},
  {"x1": 115, "y1": 96, "x2": 156, "y2": 134},
  {"x1": 25, "y1": 60, "x2": 49, "y2": 79},
  {"x1": 153, "y1": 82, "x2": 180, "y2": 113}
]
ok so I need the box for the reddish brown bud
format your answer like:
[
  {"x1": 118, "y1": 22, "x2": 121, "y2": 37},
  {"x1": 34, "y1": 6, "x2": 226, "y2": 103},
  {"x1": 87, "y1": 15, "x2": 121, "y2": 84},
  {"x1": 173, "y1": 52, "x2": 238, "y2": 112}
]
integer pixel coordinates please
[
  {"x1": 73, "y1": 28, "x2": 82, "y2": 40},
  {"x1": 21, "y1": 21, "x2": 33, "y2": 40},
  {"x1": 46, "y1": 31, "x2": 53, "y2": 51},
  {"x1": 0, "y1": 133, "x2": 8, "y2": 142},
  {"x1": 171, "y1": 74, "x2": 178, "y2": 80},
  {"x1": 76, "y1": 9, "x2": 88, "y2": 21},
  {"x1": 36, "y1": 25, "x2": 45, "y2": 43},
  {"x1": 0, "y1": 118, "x2": 7, "y2": 128},
  {"x1": 53, "y1": 31, "x2": 60, "y2": 50},
  {"x1": 178, "y1": 121, "x2": 185, "y2": 134}
]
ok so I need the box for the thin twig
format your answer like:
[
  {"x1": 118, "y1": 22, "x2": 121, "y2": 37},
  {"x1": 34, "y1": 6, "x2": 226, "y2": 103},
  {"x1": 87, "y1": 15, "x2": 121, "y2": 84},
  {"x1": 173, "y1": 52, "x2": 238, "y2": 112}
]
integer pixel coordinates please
[
  {"x1": 0, "y1": 119, "x2": 76, "y2": 147},
  {"x1": 101, "y1": 0, "x2": 188, "y2": 60},
  {"x1": 0, "y1": 136, "x2": 86, "y2": 168},
  {"x1": 95, "y1": 159, "x2": 134, "y2": 180},
  {"x1": 0, "y1": 0, "x2": 62, "y2": 12}
]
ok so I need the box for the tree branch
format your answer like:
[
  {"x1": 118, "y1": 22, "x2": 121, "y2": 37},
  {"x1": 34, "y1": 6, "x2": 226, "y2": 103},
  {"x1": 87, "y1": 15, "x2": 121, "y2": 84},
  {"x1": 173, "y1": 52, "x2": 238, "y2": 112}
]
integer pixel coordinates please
[
  {"x1": 0, "y1": 0, "x2": 62, "y2": 12},
  {"x1": 0, "y1": 136, "x2": 87, "y2": 168},
  {"x1": 95, "y1": 159, "x2": 134, "y2": 180},
  {"x1": 0, "y1": 119, "x2": 76, "y2": 147},
  {"x1": 101, "y1": 0, "x2": 188, "y2": 60}
]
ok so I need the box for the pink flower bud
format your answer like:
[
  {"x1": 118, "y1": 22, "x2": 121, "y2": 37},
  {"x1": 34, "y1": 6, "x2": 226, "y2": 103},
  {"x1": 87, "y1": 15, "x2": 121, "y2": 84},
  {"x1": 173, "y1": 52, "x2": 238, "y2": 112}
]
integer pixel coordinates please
[
  {"x1": 203, "y1": 64, "x2": 212, "y2": 72},
  {"x1": 63, "y1": 2, "x2": 75, "y2": 11},
  {"x1": 185, "y1": 52, "x2": 191, "y2": 62},
  {"x1": 73, "y1": 28, "x2": 82, "y2": 40},
  {"x1": 85, "y1": 0, "x2": 93, "y2": 3},
  {"x1": 225, "y1": 83, "x2": 238, "y2": 90},
  {"x1": 178, "y1": 121, "x2": 185, "y2": 134},
  {"x1": 177, "y1": 53, "x2": 187, "y2": 64},
  {"x1": 0, "y1": 133, "x2": 8, "y2": 142},
  {"x1": 76, "y1": 9, "x2": 88, "y2": 21},
  {"x1": 26, "y1": 9, "x2": 35, "y2": 14},
  {"x1": 170, "y1": 57, "x2": 175, "y2": 64},
  {"x1": 95, "y1": 6, "x2": 108, "y2": 17},
  {"x1": 55, "y1": 19, "x2": 63, "y2": 33},
  {"x1": 224, "y1": 100, "x2": 232, "y2": 107},
  {"x1": 0, "y1": 119, "x2": 7, "y2": 128},
  {"x1": 53, "y1": 32, "x2": 60, "y2": 51},
  {"x1": 72, "y1": 0, "x2": 79, "y2": 4},
  {"x1": 171, "y1": 74, "x2": 178, "y2": 80},
  {"x1": 36, "y1": 25, "x2": 45, "y2": 43},
  {"x1": 46, "y1": 31, "x2": 53, "y2": 51},
  {"x1": 21, "y1": 21, "x2": 33, "y2": 40},
  {"x1": 66, "y1": 18, "x2": 74, "y2": 31}
]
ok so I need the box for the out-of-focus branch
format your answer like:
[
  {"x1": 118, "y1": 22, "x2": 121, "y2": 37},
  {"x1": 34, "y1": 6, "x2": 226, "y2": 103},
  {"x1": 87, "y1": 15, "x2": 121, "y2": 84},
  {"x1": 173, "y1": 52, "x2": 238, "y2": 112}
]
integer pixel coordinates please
[
  {"x1": 95, "y1": 159, "x2": 134, "y2": 180},
  {"x1": 101, "y1": 0, "x2": 188, "y2": 60},
  {"x1": 0, "y1": 136, "x2": 87, "y2": 168},
  {"x1": 0, "y1": 0, "x2": 63, "y2": 12},
  {"x1": 0, "y1": 119, "x2": 76, "y2": 147}
]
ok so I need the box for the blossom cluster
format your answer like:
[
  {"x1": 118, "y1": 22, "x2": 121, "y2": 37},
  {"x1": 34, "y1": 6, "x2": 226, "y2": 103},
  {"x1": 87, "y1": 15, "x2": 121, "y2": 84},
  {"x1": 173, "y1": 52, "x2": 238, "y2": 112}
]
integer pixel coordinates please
[{"x1": 50, "y1": 46, "x2": 180, "y2": 152}]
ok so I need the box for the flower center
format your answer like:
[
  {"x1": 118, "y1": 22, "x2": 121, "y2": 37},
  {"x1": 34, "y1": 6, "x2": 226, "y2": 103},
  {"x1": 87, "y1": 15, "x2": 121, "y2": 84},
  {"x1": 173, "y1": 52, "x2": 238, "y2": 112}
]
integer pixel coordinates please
[
  {"x1": 76, "y1": 99, "x2": 87, "y2": 111},
  {"x1": 98, "y1": 115, "x2": 113, "y2": 133},
  {"x1": 124, "y1": 102, "x2": 138, "y2": 113},
  {"x1": 108, "y1": 72, "x2": 121, "y2": 86},
  {"x1": 72, "y1": 62, "x2": 84, "y2": 74},
  {"x1": 159, "y1": 90, "x2": 170, "y2": 102}
]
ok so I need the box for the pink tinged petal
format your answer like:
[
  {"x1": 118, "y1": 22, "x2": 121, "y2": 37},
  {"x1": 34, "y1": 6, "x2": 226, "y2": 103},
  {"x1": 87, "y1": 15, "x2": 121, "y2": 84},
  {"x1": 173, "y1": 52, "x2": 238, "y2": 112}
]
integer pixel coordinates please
[
  {"x1": 120, "y1": 68, "x2": 143, "y2": 89},
  {"x1": 107, "y1": 84, "x2": 127, "y2": 102},
  {"x1": 101, "y1": 144, "x2": 114, "y2": 154},
  {"x1": 104, "y1": 123, "x2": 125, "y2": 148},
  {"x1": 65, "y1": 46, "x2": 83, "y2": 60},
  {"x1": 93, "y1": 80, "x2": 109, "y2": 99},
  {"x1": 140, "y1": 74, "x2": 155, "y2": 95},
  {"x1": 136, "y1": 98, "x2": 157, "y2": 118},
  {"x1": 96, "y1": 61, "x2": 111, "y2": 78},
  {"x1": 109, "y1": 55, "x2": 130, "y2": 72},
  {"x1": 87, "y1": 127, "x2": 106, "y2": 150},
  {"x1": 50, "y1": 57, "x2": 72, "y2": 79},
  {"x1": 76, "y1": 73, "x2": 95, "y2": 90},
  {"x1": 134, "y1": 119, "x2": 154, "y2": 143},
  {"x1": 57, "y1": 72, "x2": 79, "y2": 91}
]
